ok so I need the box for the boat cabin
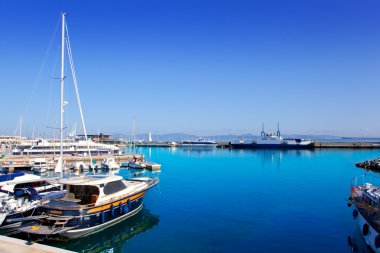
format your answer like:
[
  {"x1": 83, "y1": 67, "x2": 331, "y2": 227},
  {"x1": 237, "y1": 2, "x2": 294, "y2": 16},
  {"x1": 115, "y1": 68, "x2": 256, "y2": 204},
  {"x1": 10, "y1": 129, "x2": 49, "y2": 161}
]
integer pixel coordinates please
[
  {"x1": 363, "y1": 184, "x2": 380, "y2": 208},
  {"x1": 60, "y1": 175, "x2": 127, "y2": 206}
]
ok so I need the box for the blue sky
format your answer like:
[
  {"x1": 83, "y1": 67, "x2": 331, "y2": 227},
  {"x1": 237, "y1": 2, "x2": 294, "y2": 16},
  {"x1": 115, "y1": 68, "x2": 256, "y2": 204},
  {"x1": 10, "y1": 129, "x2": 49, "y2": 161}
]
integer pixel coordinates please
[{"x1": 0, "y1": 0, "x2": 379, "y2": 137}]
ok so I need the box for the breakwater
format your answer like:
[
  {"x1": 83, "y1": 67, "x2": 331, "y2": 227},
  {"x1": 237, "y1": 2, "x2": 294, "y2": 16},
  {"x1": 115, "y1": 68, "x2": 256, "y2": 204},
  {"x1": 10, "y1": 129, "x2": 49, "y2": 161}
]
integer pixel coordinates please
[{"x1": 134, "y1": 141, "x2": 380, "y2": 149}]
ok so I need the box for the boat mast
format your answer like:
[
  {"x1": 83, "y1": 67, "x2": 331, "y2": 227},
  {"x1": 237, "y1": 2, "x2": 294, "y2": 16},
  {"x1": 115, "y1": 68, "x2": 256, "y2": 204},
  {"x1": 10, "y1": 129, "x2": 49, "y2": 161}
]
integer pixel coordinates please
[
  {"x1": 60, "y1": 12, "x2": 66, "y2": 180},
  {"x1": 19, "y1": 115, "x2": 22, "y2": 138},
  {"x1": 132, "y1": 115, "x2": 136, "y2": 148}
]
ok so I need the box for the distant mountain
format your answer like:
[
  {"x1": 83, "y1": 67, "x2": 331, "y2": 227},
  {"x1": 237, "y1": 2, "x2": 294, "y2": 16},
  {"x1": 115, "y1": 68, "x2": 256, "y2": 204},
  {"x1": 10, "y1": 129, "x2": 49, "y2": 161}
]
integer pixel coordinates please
[{"x1": 111, "y1": 132, "x2": 343, "y2": 142}]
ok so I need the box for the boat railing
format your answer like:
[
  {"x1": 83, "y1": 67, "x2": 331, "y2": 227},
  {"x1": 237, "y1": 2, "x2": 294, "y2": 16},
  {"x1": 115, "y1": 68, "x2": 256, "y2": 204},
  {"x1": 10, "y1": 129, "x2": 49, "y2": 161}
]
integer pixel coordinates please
[{"x1": 351, "y1": 175, "x2": 380, "y2": 190}]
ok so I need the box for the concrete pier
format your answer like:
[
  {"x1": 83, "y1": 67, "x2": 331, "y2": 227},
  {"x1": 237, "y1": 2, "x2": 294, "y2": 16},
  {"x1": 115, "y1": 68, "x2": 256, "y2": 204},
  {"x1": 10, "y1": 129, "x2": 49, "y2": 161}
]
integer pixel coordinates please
[
  {"x1": 0, "y1": 154, "x2": 143, "y2": 170},
  {"x1": 313, "y1": 142, "x2": 380, "y2": 148},
  {"x1": 0, "y1": 235, "x2": 73, "y2": 253}
]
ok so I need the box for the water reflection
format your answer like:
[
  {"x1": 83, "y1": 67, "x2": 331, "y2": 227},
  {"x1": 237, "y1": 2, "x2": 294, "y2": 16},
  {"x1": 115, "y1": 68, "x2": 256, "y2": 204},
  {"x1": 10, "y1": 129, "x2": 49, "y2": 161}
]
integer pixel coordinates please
[
  {"x1": 230, "y1": 148, "x2": 314, "y2": 170},
  {"x1": 347, "y1": 226, "x2": 371, "y2": 253},
  {"x1": 177, "y1": 146, "x2": 218, "y2": 156},
  {"x1": 46, "y1": 208, "x2": 159, "y2": 253}
]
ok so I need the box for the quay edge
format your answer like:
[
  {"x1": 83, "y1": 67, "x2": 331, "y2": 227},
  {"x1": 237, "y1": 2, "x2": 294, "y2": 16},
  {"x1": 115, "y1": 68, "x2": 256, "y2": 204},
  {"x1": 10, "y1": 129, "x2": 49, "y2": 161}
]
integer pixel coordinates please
[{"x1": 0, "y1": 235, "x2": 74, "y2": 253}]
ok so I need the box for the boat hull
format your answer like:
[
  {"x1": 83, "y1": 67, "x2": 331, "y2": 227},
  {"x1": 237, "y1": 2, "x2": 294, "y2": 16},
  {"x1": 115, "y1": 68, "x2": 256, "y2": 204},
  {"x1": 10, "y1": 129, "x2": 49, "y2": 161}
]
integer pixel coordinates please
[
  {"x1": 19, "y1": 189, "x2": 148, "y2": 240},
  {"x1": 32, "y1": 167, "x2": 48, "y2": 173},
  {"x1": 64, "y1": 203, "x2": 143, "y2": 239},
  {"x1": 127, "y1": 163, "x2": 146, "y2": 169},
  {"x1": 355, "y1": 207, "x2": 380, "y2": 253},
  {"x1": 0, "y1": 210, "x2": 34, "y2": 235},
  {"x1": 230, "y1": 143, "x2": 314, "y2": 149}
]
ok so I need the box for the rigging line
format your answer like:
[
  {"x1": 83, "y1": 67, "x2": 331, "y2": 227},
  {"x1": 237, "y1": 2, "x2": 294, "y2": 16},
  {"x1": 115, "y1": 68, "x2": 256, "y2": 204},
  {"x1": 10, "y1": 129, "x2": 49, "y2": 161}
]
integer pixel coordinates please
[
  {"x1": 22, "y1": 15, "x2": 61, "y2": 123},
  {"x1": 65, "y1": 22, "x2": 93, "y2": 165},
  {"x1": 45, "y1": 44, "x2": 61, "y2": 137}
]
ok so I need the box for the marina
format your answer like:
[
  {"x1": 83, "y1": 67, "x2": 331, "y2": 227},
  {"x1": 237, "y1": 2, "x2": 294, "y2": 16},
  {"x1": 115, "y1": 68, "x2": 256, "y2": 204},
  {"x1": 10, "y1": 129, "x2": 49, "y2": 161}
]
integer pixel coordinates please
[
  {"x1": 132, "y1": 141, "x2": 380, "y2": 149},
  {"x1": 12, "y1": 146, "x2": 376, "y2": 253},
  {"x1": 0, "y1": 1, "x2": 379, "y2": 252},
  {"x1": 0, "y1": 154, "x2": 144, "y2": 170}
]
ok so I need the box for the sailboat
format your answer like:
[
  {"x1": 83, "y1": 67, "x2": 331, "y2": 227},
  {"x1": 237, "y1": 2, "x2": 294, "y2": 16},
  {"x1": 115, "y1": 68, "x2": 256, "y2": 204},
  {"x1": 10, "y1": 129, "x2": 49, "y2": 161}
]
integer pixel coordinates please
[{"x1": 18, "y1": 13, "x2": 159, "y2": 240}]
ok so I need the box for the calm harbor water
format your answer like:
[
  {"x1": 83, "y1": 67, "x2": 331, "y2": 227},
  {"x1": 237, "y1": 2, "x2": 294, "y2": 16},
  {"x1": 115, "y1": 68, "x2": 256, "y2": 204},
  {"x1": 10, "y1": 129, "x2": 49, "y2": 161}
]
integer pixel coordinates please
[{"x1": 40, "y1": 147, "x2": 380, "y2": 252}]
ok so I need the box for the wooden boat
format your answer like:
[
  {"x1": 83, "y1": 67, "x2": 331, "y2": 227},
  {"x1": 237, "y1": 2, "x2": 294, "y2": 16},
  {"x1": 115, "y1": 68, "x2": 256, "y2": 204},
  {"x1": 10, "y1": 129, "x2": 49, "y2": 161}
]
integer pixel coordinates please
[{"x1": 18, "y1": 175, "x2": 158, "y2": 240}]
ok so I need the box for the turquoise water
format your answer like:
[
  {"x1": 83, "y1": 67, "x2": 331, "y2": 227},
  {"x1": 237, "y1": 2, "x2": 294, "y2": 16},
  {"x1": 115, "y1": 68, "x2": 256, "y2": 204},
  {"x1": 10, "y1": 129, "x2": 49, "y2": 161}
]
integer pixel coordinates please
[{"x1": 44, "y1": 147, "x2": 380, "y2": 252}]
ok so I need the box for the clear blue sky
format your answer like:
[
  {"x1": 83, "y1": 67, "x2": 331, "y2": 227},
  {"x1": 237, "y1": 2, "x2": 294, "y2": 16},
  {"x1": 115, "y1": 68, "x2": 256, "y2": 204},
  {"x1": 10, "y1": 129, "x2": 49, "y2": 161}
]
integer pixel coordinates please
[{"x1": 0, "y1": 0, "x2": 379, "y2": 137}]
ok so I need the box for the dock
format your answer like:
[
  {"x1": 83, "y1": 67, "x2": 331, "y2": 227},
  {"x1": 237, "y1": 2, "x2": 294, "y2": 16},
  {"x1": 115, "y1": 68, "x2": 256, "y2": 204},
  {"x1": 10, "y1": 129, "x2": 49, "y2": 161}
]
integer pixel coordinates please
[
  {"x1": 313, "y1": 142, "x2": 380, "y2": 149},
  {"x1": 131, "y1": 141, "x2": 380, "y2": 149},
  {"x1": 145, "y1": 162, "x2": 161, "y2": 171},
  {"x1": 0, "y1": 154, "x2": 144, "y2": 170},
  {"x1": 0, "y1": 235, "x2": 73, "y2": 253}
]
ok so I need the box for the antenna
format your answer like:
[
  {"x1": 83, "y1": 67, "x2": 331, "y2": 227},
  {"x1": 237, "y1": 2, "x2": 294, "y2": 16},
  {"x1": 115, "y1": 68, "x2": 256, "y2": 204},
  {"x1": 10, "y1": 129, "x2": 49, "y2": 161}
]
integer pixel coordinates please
[{"x1": 261, "y1": 122, "x2": 265, "y2": 138}]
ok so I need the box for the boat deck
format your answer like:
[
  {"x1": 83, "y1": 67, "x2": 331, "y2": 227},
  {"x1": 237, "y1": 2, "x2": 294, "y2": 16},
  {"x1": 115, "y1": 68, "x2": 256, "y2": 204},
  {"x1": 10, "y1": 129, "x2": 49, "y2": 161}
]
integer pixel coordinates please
[{"x1": 18, "y1": 224, "x2": 76, "y2": 235}]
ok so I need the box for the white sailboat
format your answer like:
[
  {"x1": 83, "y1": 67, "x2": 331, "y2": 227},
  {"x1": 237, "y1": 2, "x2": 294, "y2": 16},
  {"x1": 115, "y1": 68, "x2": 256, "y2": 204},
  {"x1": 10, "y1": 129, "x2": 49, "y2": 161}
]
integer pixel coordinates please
[{"x1": 18, "y1": 13, "x2": 159, "y2": 240}]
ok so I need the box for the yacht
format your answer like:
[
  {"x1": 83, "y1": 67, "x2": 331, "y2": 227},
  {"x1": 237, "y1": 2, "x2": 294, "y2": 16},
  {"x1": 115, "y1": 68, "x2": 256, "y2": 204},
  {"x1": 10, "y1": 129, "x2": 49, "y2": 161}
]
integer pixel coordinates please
[
  {"x1": 12, "y1": 138, "x2": 120, "y2": 156},
  {"x1": 348, "y1": 176, "x2": 380, "y2": 253},
  {"x1": 18, "y1": 175, "x2": 159, "y2": 240},
  {"x1": 181, "y1": 138, "x2": 217, "y2": 147}
]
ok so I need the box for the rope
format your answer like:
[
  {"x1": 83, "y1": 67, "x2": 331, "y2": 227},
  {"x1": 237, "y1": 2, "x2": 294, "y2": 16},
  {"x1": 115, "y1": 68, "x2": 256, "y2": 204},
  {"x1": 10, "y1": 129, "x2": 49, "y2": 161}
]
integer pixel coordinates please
[
  {"x1": 21, "y1": 16, "x2": 61, "y2": 133},
  {"x1": 64, "y1": 22, "x2": 93, "y2": 166}
]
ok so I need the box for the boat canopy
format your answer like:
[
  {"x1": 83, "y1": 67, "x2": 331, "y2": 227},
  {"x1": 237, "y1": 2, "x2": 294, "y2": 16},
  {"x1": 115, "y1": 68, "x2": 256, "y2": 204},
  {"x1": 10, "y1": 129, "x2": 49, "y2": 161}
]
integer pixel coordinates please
[{"x1": 59, "y1": 175, "x2": 123, "y2": 186}]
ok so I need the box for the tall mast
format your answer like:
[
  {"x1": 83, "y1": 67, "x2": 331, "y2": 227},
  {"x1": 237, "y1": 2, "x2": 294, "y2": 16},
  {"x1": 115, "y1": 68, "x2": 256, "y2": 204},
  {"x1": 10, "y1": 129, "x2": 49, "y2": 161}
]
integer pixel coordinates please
[
  {"x1": 60, "y1": 12, "x2": 66, "y2": 180},
  {"x1": 19, "y1": 115, "x2": 22, "y2": 138},
  {"x1": 132, "y1": 115, "x2": 136, "y2": 148}
]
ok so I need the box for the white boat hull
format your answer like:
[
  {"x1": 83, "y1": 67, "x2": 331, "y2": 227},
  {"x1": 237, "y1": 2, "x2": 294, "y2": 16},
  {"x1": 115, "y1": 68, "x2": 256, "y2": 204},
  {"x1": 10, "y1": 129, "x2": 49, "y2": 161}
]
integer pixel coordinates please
[
  {"x1": 356, "y1": 208, "x2": 380, "y2": 253},
  {"x1": 32, "y1": 167, "x2": 48, "y2": 173}
]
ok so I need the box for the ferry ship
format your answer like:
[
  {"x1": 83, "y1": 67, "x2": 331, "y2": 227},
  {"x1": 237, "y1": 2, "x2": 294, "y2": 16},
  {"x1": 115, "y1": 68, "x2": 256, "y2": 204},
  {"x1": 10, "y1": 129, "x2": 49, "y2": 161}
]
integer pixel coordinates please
[
  {"x1": 348, "y1": 176, "x2": 380, "y2": 253},
  {"x1": 181, "y1": 138, "x2": 217, "y2": 147},
  {"x1": 230, "y1": 123, "x2": 314, "y2": 149}
]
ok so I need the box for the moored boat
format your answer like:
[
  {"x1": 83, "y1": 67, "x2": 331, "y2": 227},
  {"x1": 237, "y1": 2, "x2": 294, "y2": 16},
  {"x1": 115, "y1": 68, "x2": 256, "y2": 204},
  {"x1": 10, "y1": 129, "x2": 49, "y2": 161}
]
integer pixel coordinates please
[
  {"x1": 18, "y1": 175, "x2": 159, "y2": 240},
  {"x1": 348, "y1": 176, "x2": 380, "y2": 252},
  {"x1": 230, "y1": 123, "x2": 314, "y2": 149},
  {"x1": 181, "y1": 138, "x2": 217, "y2": 147},
  {"x1": 31, "y1": 158, "x2": 50, "y2": 173},
  {"x1": 0, "y1": 175, "x2": 64, "y2": 235},
  {"x1": 12, "y1": 138, "x2": 120, "y2": 156}
]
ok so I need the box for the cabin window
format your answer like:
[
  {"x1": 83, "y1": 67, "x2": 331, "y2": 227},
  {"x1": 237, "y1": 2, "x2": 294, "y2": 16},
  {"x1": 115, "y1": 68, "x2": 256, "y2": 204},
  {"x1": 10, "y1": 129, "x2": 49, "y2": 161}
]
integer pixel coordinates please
[
  {"x1": 103, "y1": 180, "x2": 126, "y2": 195},
  {"x1": 69, "y1": 185, "x2": 100, "y2": 205}
]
